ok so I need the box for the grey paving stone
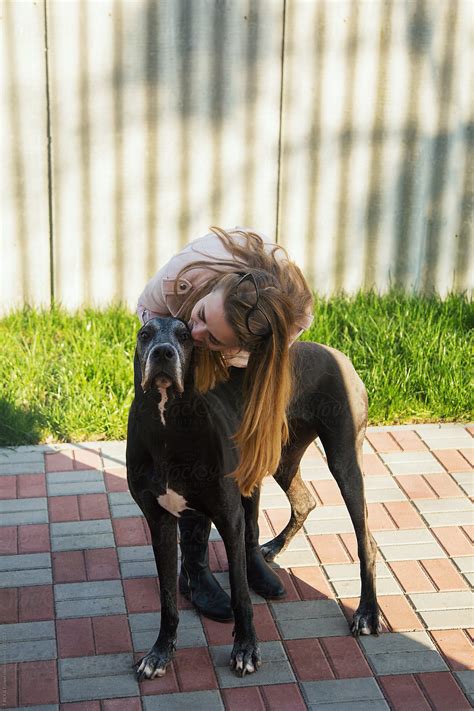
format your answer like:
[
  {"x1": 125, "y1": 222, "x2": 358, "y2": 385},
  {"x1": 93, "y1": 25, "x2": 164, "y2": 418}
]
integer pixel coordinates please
[
  {"x1": 323, "y1": 561, "x2": 402, "y2": 597},
  {"x1": 118, "y1": 545, "x2": 158, "y2": 578},
  {"x1": 271, "y1": 600, "x2": 349, "y2": 639},
  {"x1": 51, "y1": 519, "x2": 114, "y2": 551},
  {"x1": 0, "y1": 447, "x2": 45, "y2": 475},
  {"x1": 0, "y1": 497, "x2": 48, "y2": 525},
  {"x1": 46, "y1": 469, "x2": 105, "y2": 496},
  {"x1": 420, "y1": 433, "x2": 473, "y2": 449},
  {"x1": 271, "y1": 547, "x2": 318, "y2": 568},
  {"x1": 373, "y1": 529, "x2": 445, "y2": 561},
  {"x1": 418, "y1": 609, "x2": 474, "y2": 629},
  {"x1": 59, "y1": 653, "x2": 139, "y2": 702},
  {"x1": 454, "y1": 557, "x2": 474, "y2": 574},
  {"x1": 304, "y1": 505, "x2": 354, "y2": 535},
  {"x1": 130, "y1": 609, "x2": 206, "y2": 650},
  {"x1": 143, "y1": 691, "x2": 224, "y2": 711},
  {"x1": 54, "y1": 580, "x2": 126, "y2": 618},
  {"x1": 360, "y1": 630, "x2": 435, "y2": 654},
  {"x1": 0, "y1": 553, "x2": 52, "y2": 588},
  {"x1": 301, "y1": 678, "x2": 387, "y2": 708},
  {"x1": 360, "y1": 630, "x2": 447, "y2": 674},
  {"x1": 260, "y1": 493, "x2": 290, "y2": 509},
  {"x1": 0, "y1": 620, "x2": 56, "y2": 662},
  {"x1": 210, "y1": 640, "x2": 295, "y2": 688},
  {"x1": 365, "y1": 487, "x2": 407, "y2": 503},
  {"x1": 99, "y1": 440, "x2": 127, "y2": 468},
  {"x1": 453, "y1": 472, "x2": 474, "y2": 496},
  {"x1": 0, "y1": 552, "x2": 51, "y2": 571},
  {"x1": 413, "y1": 498, "x2": 473, "y2": 527},
  {"x1": 380, "y1": 451, "x2": 444, "y2": 475},
  {"x1": 301, "y1": 461, "x2": 333, "y2": 481},
  {"x1": 455, "y1": 671, "x2": 474, "y2": 705},
  {"x1": 4, "y1": 706, "x2": 59, "y2": 711},
  {"x1": 409, "y1": 591, "x2": 474, "y2": 611},
  {"x1": 108, "y1": 491, "x2": 142, "y2": 518}
]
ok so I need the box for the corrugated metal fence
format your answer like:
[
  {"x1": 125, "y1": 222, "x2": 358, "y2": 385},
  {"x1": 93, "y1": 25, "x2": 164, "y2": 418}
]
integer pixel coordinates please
[{"x1": 1, "y1": 0, "x2": 472, "y2": 314}]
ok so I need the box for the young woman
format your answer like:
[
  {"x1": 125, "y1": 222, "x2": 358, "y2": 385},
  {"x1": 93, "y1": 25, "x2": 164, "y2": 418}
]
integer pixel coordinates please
[{"x1": 137, "y1": 226, "x2": 314, "y2": 620}]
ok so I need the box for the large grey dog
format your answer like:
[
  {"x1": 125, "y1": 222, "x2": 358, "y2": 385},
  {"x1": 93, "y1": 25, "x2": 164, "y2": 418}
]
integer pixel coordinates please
[{"x1": 126, "y1": 317, "x2": 380, "y2": 680}]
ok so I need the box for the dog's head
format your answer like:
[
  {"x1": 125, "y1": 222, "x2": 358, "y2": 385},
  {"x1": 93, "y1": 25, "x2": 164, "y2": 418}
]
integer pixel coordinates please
[{"x1": 136, "y1": 317, "x2": 194, "y2": 395}]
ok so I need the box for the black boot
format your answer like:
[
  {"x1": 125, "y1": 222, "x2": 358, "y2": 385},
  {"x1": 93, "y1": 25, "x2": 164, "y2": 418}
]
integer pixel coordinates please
[
  {"x1": 178, "y1": 510, "x2": 233, "y2": 622},
  {"x1": 242, "y1": 491, "x2": 286, "y2": 599}
]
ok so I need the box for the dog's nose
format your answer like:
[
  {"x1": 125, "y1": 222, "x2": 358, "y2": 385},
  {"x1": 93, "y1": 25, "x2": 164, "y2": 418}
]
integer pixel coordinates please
[{"x1": 151, "y1": 344, "x2": 176, "y2": 361}]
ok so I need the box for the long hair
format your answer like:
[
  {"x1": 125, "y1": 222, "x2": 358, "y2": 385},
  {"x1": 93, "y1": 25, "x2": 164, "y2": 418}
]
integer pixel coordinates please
[{"x1": 173, "y1": 227, "x2": 313, "y2": 496}]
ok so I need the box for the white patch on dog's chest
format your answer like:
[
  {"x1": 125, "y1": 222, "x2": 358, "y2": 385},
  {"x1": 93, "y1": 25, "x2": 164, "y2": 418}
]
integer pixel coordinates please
[
  {"x1": 158, "y1": 388, "x2": 168, "y2": 425},
  {"x1": 157, "y1": 489, "x2": 190, "y2": 517}
]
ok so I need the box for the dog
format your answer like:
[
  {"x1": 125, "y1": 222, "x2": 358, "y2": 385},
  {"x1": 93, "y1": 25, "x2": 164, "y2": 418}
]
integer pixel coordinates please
[{"x1": 126, "y1": 316, "x2": 380, "y2": 680}]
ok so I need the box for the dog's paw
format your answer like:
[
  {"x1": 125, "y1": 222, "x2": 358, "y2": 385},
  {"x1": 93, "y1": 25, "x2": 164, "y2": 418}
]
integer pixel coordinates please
[
  {"x1": 351, "y1": 603, "x2": 382, "y2": 637},
  {"x1": 229, "y1": 638, "x2": 262, "y2": 677},
  {"x1": 134, "y1": 643, "x2": 176, "y2": 681},
  {"x1": 260, "y1": 536, "x2": 284, "y2": 563}
]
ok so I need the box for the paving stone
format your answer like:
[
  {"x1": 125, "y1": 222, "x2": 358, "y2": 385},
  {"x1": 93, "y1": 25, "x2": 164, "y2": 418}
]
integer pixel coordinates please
[
  {"x1": 323, "y1": 561, "x2": 401, "y2": 598},
  {"x1": 373, "y1": 529, "x2": 445, "y2": 561},
  {"x1": 0, "y1": 620, "x2": 57, "y2": 662},
  {"x1": 51, "y1": 519, "x2": 114, "y2": 551},
  {"x1": 454, "y1": 556, "x2": 474, "y2": 576},
  {"x1": 142, "y1": 690, "x2": 224, "y2": 710},
  {"x1": 414, "y1": 498, "x2": 473, "y2": 527},
  {"x1": 301, "y1": 677, "x2": 388, "y2": 710},
  {"x1": 360, "y1": 630, "x2": 448, "y2": 675},
  {"x1": 271, "y1": 600, "x2": 349, "y2": 639},
  {"x1": 304, "y1": 506, "x2": 354, "y2": 535},
  {"x1": 0, "y1": 497, "x2": 48, "y2": 525},
  {"x1": 99, "y1": 440, "x2": 127, "y2": 468},
  {"x1": 260, "y1": 493, "x2": 290, "y2": 509},
  {"x1": 210, "y1": 640, "x2": 295, "y2": 688},
  {"x1": 380, "y1": 451, "x2": 444, "y2": 475},
  {"x1": 453, "y1": 472, "x2": 474, "y2": 497},
  {"x1": 0, "y1": 552, "x2": 52, "y2": 588},
  {"x1": 46, "y1": 470, "x2": 105, "y2": 496},
  {"x1": 118, "y1": 545, "x2": 158, "y2": 578},
  {"x1": 0, "y1": 448, "x2": 45, "y2": 476},
  {"x1": 108, "y1": 492, "x2": 142, "y2": 518},
  {"x1": 212, "y1": 571, "x2": 268, "y2": 605},
  {"x1": 454, "y1": 670, "x2": 474, "y2": 704},
  {"x1": 300, "y1": 461, "x2": 332, "y2": 481},
  {"x1": 54, "y1": 580, "x2": 126, "y2": 618},
  {"x1": 130, "y1": 609, "x2": 206, "y2": 650},
  {"x1": 408, "y1": 590, "x2": 474, "y2": 629},
  {"x1": 59, "y1": 653, "x2": 139, "y2": 702},
  {"x1": 4, "y1": 706, "x2": 59, "y2": 711},
  {"x1": 419, "y1": 432, "x2": 473, "y2": 450}
]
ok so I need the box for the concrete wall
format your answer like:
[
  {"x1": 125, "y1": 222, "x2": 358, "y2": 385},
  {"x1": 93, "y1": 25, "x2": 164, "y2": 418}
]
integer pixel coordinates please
[{"x1": 1, "y1": 0, "x2": 472, "y2": 314}]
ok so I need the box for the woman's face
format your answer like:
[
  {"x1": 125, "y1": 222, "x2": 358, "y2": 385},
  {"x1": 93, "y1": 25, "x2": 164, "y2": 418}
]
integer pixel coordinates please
[{"x1": 188, "y1": 290, "x2": 240, "y2": 353}]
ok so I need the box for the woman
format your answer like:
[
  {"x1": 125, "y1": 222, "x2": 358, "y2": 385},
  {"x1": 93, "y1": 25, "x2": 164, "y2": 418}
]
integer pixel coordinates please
[{"x1": 137, "y1": 226, "x2": 314, "y2": 620}]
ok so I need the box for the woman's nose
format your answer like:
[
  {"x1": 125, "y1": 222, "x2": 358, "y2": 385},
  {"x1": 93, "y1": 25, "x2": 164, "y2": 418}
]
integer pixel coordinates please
[{"x1": 191, "y1": 323, "x2": 205, "y2": 343}]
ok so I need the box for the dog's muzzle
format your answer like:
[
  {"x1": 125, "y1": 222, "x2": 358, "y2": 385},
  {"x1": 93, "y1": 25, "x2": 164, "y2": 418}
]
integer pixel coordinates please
[{"x1": 141, "y1": 343, "x2": 184, "y2": 394}]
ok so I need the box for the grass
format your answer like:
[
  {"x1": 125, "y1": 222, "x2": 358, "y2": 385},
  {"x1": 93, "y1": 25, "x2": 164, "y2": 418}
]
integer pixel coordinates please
[{"x1": 0, "y1": 293, "x2": 472, "y2": 447}]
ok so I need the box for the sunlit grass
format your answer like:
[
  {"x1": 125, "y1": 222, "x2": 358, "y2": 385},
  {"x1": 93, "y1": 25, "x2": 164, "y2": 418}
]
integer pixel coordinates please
[{"x1": 0, "y1": 293, "x2": 471, "y2": 446}]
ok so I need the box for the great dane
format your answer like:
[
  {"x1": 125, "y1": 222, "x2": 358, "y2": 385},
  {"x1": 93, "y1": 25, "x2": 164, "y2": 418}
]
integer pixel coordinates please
[{"x1": 126, "y1": 316, "x2": 380, "y2": 680}]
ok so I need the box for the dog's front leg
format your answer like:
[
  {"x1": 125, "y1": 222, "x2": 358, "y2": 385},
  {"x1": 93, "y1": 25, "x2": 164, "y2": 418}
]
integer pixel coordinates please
[
  {"x1": 214, "y1": 508, "x2": 261, "y2": 676},
  {"x1": 134, "y1": 501, "x2": 179, "y2": 681}
]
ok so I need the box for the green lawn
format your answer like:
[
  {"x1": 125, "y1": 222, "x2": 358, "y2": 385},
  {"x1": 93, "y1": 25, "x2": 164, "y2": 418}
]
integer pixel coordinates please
[{"x1": 0, "y1": 293, "x2": 472, "y2": 447}]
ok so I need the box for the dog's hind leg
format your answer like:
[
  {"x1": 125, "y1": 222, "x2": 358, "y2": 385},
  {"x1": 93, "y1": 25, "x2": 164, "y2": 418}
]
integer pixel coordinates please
[
  {"x1": 260, "y1": 450, "x2": 316, "y2": 563},
  {"x1": 319, "y1": 420, "x2": 381, "y2": 637}
]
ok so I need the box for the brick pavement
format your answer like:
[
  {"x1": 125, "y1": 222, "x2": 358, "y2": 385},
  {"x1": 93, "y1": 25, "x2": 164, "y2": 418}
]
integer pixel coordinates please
[{"x1": 0, "y1": 424, "x2": 472, "y2": 710}]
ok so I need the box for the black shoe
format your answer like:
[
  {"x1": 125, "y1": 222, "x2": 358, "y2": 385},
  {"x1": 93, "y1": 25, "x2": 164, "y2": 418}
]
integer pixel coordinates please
[
  {"x1": 246, "y1": 547, "x2": 286, "y2": 599},
  {"x1": 178, "y1": 510, "x2": 233, "y2": 622}
]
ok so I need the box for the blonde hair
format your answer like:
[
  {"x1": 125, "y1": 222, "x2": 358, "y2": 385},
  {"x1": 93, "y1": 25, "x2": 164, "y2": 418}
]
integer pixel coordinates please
[{"x1": 174, "y1": 227, "x2": 313, "y2": 496}]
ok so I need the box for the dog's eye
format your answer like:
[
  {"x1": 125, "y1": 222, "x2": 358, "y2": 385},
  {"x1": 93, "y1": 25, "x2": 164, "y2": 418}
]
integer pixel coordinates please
[
  {"x1": 139, "y1": 331, "x2": 151, "y2": 341},
  {"x1": 179, "y1": 331, "x2": 190, "y2": 342}
]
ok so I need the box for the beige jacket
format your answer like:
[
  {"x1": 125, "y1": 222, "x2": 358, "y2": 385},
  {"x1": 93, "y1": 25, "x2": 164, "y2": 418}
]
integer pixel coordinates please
[{"x1": 137, "y1": 228, "x2": 314, "y2": 367}]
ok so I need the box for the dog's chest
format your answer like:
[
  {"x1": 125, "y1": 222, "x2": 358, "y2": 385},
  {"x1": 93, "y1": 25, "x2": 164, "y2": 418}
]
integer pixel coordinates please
[{"x1": 157, "y1": 488, "x2": 190, "y2": 517}]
